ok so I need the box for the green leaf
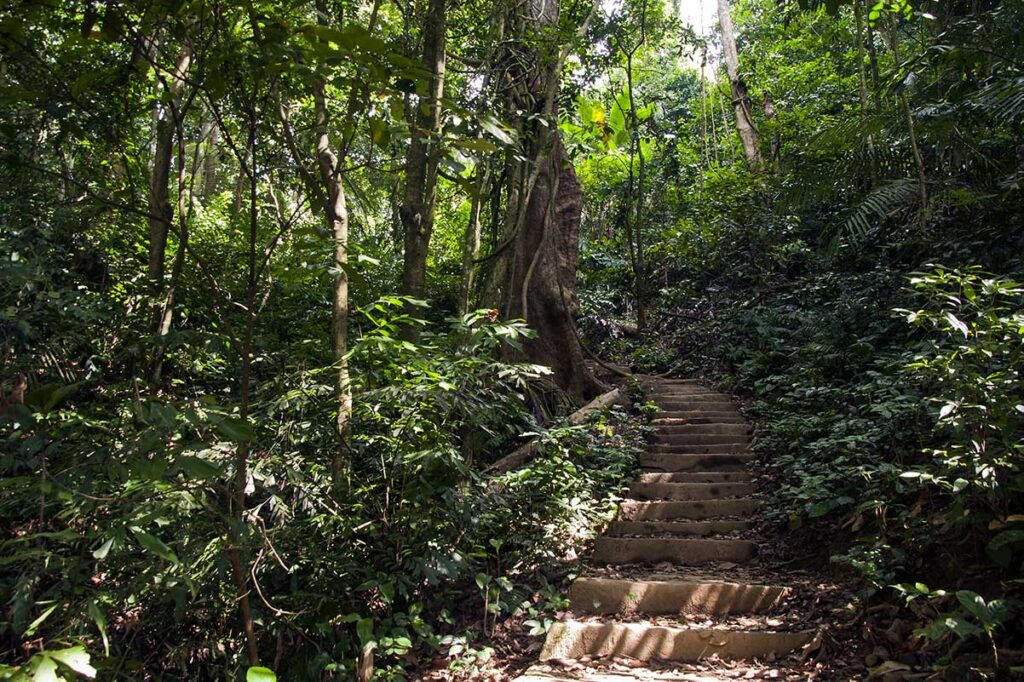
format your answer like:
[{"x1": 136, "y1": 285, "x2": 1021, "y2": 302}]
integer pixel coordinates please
[
  {"x1": 214, "y1": 417, "x2": 253, "y2": 443},
  {"x1": 945, "y1": 312, "x2": 969, "y2": 337},
  {"x1": 246, "y1": 666, "x2": 277, "y2": 682},
  {"x1": 369, "y1": 118, "x2": 390, "y2": 146},
  {"x1": 92, "y1": 537, "x2": 114, "y2": 560},
  {"x1": 30, "y1": 655, "x2": 59, "y2": 682},
  {"x1": 24, "y1": 604, "x2": 59, "y2": 638},
  {"x1": 49, "y1": 647, "x2": 96, "y2": 678},
  {"x1": 986, "y1": 530, "x2": 1024, "y2": 567},
  {"x1": 955, "y1": 591, "x2": 990, "y2": 623},
  {"x1": 356, "y1": 617, "x2": 375, "y2": 646},
  {"x1": 479, "y1": 116, "x2": 513, "y2": 145},
  {"x1": 177, "y1": 455, "x2": 221, "y2": 480},
  {"x1": 454, "y1": 138, "x2": 499, "y2": 153},
  {"x1": 131, "y1": 529, "x2": 179, "y2": 565},
  {"x1": 24, "y1": 382, "x2": 80, "y2": 413}
]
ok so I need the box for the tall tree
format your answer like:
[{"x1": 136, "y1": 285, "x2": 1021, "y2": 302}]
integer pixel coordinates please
[
  {"x1": 487, "y1": 0, "x2": 603, "y2": 401},
  {"x1": 147, "y1": 40, "x2": 192, "y2": 383},
  {"x1": 400, "y1": 0, "x2": 447, "y2": 308},
  {"x1": 717, "y1": 0, "x2": 761, "y2": 168}
]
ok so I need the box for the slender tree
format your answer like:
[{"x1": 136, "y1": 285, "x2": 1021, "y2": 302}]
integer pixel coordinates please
[
  {"x1": 400, "y1": 0, "x2": 447, "y2": 310},
  {"x1": 717, "y1": 0, "x2": 761, "y2": 168}
]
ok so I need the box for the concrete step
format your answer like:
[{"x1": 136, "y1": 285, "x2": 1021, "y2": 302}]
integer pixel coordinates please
[
  {"x1": 650, "y1": 391, "x2": 730, "y2": 400},
  {"x1": 657, "y1": 409, "x2": 742, "y2": 418},
  {"x1": 607, "y1": 519, "x2": 752, "y2": 537},
  {"x1": 657, "y1": 401, "x2": 737, "y2": 411},
  {"x1": 568, "y1": 577, "x2": 792, "y2": 616},
  {"x1": 640, "y1": 453, "x2": 754, "y2": 471},
  {"x1": 513, "y1": 668, "x2": 688, "y2": 681},
  {"x1": 540, "y1": 621, "x2": 814, "y2": 662},
  {"x1": 593, "y1": 537, "x2": 756, "y2": 565},
  {"x1": 652, "y1": 434, "x2": 750, "y2": 446},
  {"x1": 656, "y1": 395, "x2": 735, "y2": 404},
  {"x1": 637, "y1": 472, "x2": 752, "y2": 483},
  {"x1": 627, "y1": 482, "x2": 754, "y2": 501},
  {"x1": 646, "y1": 443, "x2": 751, "y2": 455},
  {"x1": 653, "y1": 424, "x2": 750, "y2": 435},
  {"x1": 652, "y1": 416, "x2": 747, "y2": 425},
  {"x1": 619, "y1": 498, "x2": 760, "y2": 521}
]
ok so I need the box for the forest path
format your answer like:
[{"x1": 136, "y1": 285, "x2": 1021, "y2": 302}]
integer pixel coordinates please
[{"x1": 510, "y1": 379, "x2": 823, "y2": 682}]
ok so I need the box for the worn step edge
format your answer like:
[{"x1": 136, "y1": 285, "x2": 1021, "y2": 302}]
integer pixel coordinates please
[
  {"x1": 637, "y1": 472, "x2": 753, "y2": 483},
  {"x1": 654, "y1": 424, "x2": 750, "y2": 434},
  {"x1": 606, "y1": 519, "x2": 752, "y2": 537},
  {"x1": 512, "y1": 667, "x2": 701, "y2": 682},
  {"x1": 619, "y1": 499, "x2": 760, "y2": 520},
  {"x1": 656, "y1": 398, "x2": 737, "y2": 405},
  {"x1": 652, "y1": 418, "x2": 747, "y2": 427},
  {"x1": 627, "y1": 482, "x2": 754, "y2": 501},
  {"x1": 592, "y1": 537, "x2": 756, "y2": 565},
  {"x1": 655, "y1": 413, "x2": 743, "y2": 421},
  {"x1": 568, "y1": 577, "x2": 791, "y2": 616},
  {"x1": 646, "y1": 445, "x2": 752, "y2": 455},
  {"x1": 540, "y1": 621, "x2": 814, "y2": 662},
  {"x1": 640, "y1": 454, "x2": 754, "y2": 471},
  {"x1": 653, "y1": 436, "x2": 751, "y2": 446}
]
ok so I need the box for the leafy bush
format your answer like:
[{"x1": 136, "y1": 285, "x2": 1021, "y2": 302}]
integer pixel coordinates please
[{"x1": 0, "y1": 302, "x2": 642, "y2": 680}]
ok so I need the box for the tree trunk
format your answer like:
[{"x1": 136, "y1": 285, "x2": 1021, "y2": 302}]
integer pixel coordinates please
[
  {"x1": 853, "y1": 0, "x2": 879, "y2": 188},
  {"x1": 147, "y1": 44, "x2": 191, "y2": 384},
  {"x1": 201, "y1": 115, "x2": 219, "y2": 199},
  {"x1": 482, "y1": 0, "x2": 602, "y2": 402},
  {"x1": 458, "y1": 163, "x2": 489, "y2": 315},
  {"x1": 717, "y1": 0, "x2": 761, "y2": 169},
  {"x1": 506, "y1": 137, "x2": 601, "y2": 400},
  {"x1": 148, "y1": 47, "x2": 191, "y2": 318},
  {"x1": 314, "y1": 1, "x2": 353, "y2": 490},
  {"x1": 623, "y1": 52, "x2": 648, "y2": 331},
  {"x1": 399, "y1": 0, "x2": 446, "y2": 307},
  {"x1": 885, "y1": 20, "x2": 928, "y2": 210}
]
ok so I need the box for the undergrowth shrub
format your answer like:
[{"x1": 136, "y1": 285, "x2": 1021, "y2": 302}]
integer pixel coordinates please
[{"x1": 0, "y1": 301, "x2": 643, "y2": 680}]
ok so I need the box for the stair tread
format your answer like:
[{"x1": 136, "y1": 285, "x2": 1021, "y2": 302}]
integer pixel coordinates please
[
  {"x1": 637, "y1": 472, "x2": 753, "y2": 483},
  {"x1": 619, "y1": 499, "x2": 760, "y2": 521},
  {"x1": 569, "y1": 577, "x2": 792, "y2": 617},
  {"x1": 628, "y1": 482, "x2": 754, "y2": 501},
  {"x1": 607, "y1": 520, "x2": 753, "y2": 538},
  {"x1": 540, "y1": 621, "x2": 814, "y2": 662},
  {"x1": 593, "y1": 537, "x2": 757, "y2": 566}
]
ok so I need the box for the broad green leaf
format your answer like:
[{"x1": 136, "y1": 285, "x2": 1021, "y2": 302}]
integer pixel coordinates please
[
  {"x1": 132, "y1": 529, "x2": 179, "y2": 565},
  {"x1": 479, "y1": 116, "x2": 513, "y2": 145},
  {"x1": 356, "y1": 617, "x2": 375, "y2": 646},
  {"x1": 214, "y1": 417, "x2": 253, "y2": 443},
  {"x1": 30, "y1": 656, "x2": 59, "y2": 682},
  {"x1": 49, "y1": 647, "x2": 96, "y2": 678},
  {"x1": 92, "y1": 537, "x2": 114, "y2": 560},
  {"x1": 177, "y1": 455, "x2": 221, "y2": 480},
  {"x1": 246, "y1": 666, "x2": 276, "y2": 682}
]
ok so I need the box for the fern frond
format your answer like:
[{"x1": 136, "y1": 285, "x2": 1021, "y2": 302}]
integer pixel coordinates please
[
  {"x1": 972, "y1": 73, "x2": 1024, "y2": 123},
  {"x1": 826, "y1": 178, "x2": 920, "y2": 246}
]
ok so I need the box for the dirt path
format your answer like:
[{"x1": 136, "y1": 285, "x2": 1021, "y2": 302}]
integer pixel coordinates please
[{"x1": 509, "y1": 379, "x2": 847, "y2": 681}]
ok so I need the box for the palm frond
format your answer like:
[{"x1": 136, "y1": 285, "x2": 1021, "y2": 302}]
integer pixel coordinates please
[{"x1": 826, "y1": 178, "x2": 920, "y2": 247}]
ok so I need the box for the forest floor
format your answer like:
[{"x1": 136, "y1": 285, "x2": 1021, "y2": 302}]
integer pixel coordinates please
[{"x1": 420, "y1": 377, "x2": 891, "y2": 681}]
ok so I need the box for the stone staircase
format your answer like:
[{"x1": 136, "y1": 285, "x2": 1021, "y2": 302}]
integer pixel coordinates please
[{"x1": 513, "y1": 380, "x2": 814, "y2": 681}]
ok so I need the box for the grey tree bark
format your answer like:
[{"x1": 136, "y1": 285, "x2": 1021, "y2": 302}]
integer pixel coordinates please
[
  {"x1": 400, "y1": 0, "x2": 447, "y2": 310},
  {"x1": 717, "y1": 0, "x2": 761, "y2": 168},
  {"x1": 484, "y1": 0, "x2": 603, "y2": 401}
]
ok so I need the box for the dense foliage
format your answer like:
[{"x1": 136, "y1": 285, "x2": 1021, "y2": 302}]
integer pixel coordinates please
[
  {"x1": 572, "y1": 0, "x2": 1024, "y2": 674},
  {"x1": 2, "y1": 0, "x2": 1023, "y2": 677}
]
